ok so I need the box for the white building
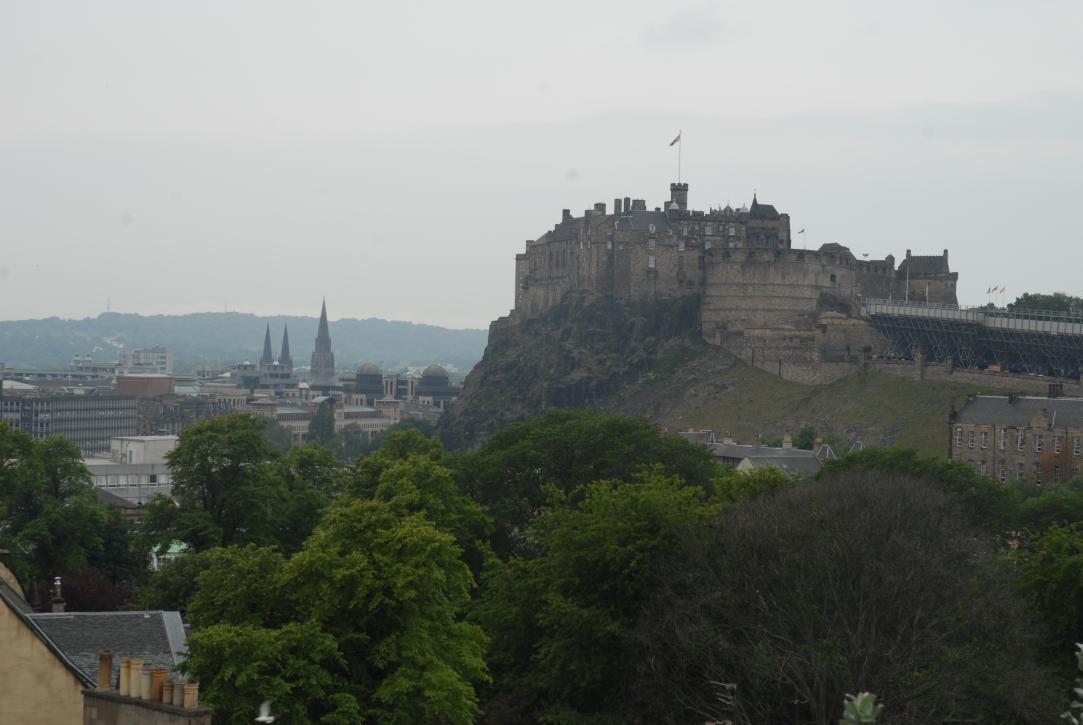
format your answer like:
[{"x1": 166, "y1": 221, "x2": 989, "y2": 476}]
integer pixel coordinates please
[
  {"x1": 84, "y1": 435, "x2": 179, "y2": 506},
  {"x1": 119, "y1": 346, "x2": 173, "y2": 375}
]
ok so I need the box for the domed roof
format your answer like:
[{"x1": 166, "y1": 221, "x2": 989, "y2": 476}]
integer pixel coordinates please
[
  {"x1": 357, "y1": 362, "x2": 382, "y2": 376},
  {"x1": 422, "y1": 364, "x2": 448, "y2": 378}
]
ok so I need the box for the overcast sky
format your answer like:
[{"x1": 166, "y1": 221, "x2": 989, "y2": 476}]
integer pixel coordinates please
[{"x1": 2, "y1": 1, "x2": 1081, "y2": 328}]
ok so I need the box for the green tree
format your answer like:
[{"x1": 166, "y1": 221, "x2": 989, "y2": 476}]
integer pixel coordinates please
[
  {"x1": 262, "y1": 420, "x2": 294, "y2": 453},
  {"x1": 1007, "y1": 292, "x2": 1083, "y2": 316},
  {"x1": 157, "y1": 414, "x2": 283, "y2": 550},
  {"x1": 475, "y1": 470, "x2": 713, "y2": 722},
  {"x1": 184, "y1": 493, "x2": 488, "y2": 724},
  {"x1": 0, "y1": 425, "x2": 120, "y2": 597},
  {"x1": 817, "y1": 447, "x2": 1018, "y2": 532},
  {"x1": 452, "y1": 411, "x2": 721, "y2": 556},
  {"x1": 327, "y1": 422, "x2": 369, "y2": 463},
  {"x1": 793, "y1": 424, "x2": 818, "y2": 450},
  {"x1": 637, "y1": 472, "x2": 1060, "y2": 724},
  {"x1": 1016, "y1": 523, "x2": 1083, "y2": 660},
  {"x1": 307, "y1": 400, "x2": 335, "y2": 445}
]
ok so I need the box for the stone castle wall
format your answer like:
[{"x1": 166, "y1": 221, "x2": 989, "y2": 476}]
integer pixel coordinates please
[{"x1": 509, "y1": 184, "x2": 959, "y2": 384}]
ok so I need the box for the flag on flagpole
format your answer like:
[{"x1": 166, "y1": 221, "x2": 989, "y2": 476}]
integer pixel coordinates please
[
  {"x1": 797, "y1": 228, "x2": 805, "y2": 234},
  {"x1": 987, "y1": 287, "x2": 992, "y2": 294},
  {"x1": 669, "y1": 132, "x2": 681, "y2": 146}
]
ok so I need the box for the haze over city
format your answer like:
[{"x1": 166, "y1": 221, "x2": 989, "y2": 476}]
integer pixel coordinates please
[{"x1": 2, "y1": 0, "x2": 1082, "y2": 327}]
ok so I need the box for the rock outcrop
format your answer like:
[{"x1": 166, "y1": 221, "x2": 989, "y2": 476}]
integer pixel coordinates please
[{"x1": 437, "y1": 292, "x2": 701, "y2": 449}]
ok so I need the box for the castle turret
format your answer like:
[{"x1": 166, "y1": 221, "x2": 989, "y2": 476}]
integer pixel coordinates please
[{"x1": 670, "y1": 182, "x2": 689, "y2": 211}]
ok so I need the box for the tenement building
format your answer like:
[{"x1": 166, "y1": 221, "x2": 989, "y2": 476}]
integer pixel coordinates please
[
  {"x1": 506, "y1": 180, "x2": 960, "y2": 383},
  {"x1": 949, "y1": 393, "x2": 1083, "y2": 483}
]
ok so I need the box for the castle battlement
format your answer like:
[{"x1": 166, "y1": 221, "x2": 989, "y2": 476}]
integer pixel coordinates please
[{"x1": 510, "y1": 181, "x2": 959, "y2": 375}]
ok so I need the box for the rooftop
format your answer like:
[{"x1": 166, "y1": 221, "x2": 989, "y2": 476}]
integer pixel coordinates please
[{"x1": 956, "y1": 395, "x2": 1083, "y2": 428}]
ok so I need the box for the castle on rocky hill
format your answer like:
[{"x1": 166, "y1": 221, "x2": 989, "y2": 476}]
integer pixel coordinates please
[{"x1": 509, "y1": 181, "x2": 960, "y2": 383}]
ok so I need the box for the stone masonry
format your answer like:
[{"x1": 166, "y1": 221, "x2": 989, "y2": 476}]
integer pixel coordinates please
[{"x1": 509, "y1": 181, "x2": 959, "y2": 382}]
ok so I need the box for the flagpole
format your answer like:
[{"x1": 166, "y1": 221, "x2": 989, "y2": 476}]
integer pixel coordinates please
[{"x1": 678, "y1": 129, "x2": 682, "y2": 182}]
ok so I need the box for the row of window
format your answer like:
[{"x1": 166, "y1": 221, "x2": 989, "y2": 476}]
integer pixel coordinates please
[
  {"x1": 955, "y1": 427, "x2": 1083, "y2": 456},
  {"x1": 968, "y1": 459, "x2": 1083, "y2": 484},
  {"x1": 92, "y1": 473, "x2": 170, "y2": 487}
]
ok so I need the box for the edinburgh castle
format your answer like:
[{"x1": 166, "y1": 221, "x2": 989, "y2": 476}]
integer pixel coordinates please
[{"x1": 507, "y1": 181, "x2": 959, "y2": 383}]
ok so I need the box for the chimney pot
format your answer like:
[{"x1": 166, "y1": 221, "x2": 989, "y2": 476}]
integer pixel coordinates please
[
  {"x1": 162, "y1": 679, "x2": 174, "y2": 705},
  {"x1": 97, "y1": 649, "x2": 113, "y2": 691},
  {"x1": 140, "y1": 665, "x2": 152, "y2": 701},
  {"x1": 172, "y1": 678, "x2": 186, "y2": 707},
  {"x1": 118, "y1": 658, "x2": 131, "y2": 696},
  {"x1": 128, "y1": 659, "x2": 144, "y2": 699},
  {"x1": 151, "y1": 667, "x2": 167, "y2": 702},
  {"x1": 183, "y1": 683, "x2": 200, "y2": 710}
]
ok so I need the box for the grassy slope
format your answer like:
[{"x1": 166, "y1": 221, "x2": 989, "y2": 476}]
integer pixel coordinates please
[{"x1": 605, "y1": 342, "x2": 986, "y2": 457}]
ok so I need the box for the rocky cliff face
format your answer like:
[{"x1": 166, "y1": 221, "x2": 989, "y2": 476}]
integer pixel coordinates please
[{"x1": 437, "y1": 292, "x2": 702, "y2": 449}]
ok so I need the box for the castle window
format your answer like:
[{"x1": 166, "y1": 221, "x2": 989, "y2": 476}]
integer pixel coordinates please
[
  {"x1": 648, "y1": 239, "x2": 656, "y2": 251},
  {"x1": 1035, "y1": 433, "x2": 1044, "y2": 453},
  {"x1": 967, "y1": 431, "x2": 974, "y2": 449},
  {"x1": 705, "y1": 224, "x2": 713, "y2": 235},
  {"x1": 980, "y1": 431, "x2": 988, "y2": 449},
  {"x1": 830, "y1": 274, "x2": 838, "y2": 284},
  {"x1": 1017, "y1": 430, "x2": 1025, "y2": 451},
  {"x1": 1055, "y1": 436, "x2": 1063, "y2": 454},
  {"x1": 678, "y1": 256, "x2": 685, "y2": 273},
  {"x1": 648, "y1": 255, "x2": 656, "y2": 269},
  {"x1": 648, "y1": 223, "x2": 656, "y2": 233},
  {"x1": 727, "y1": 225, "x2": 736, "y2": 236},
  {"x1": 705, "y1": 240, "x2": 712, "y2": 250},
  {"x1": 607, "y1": 240, "x2": 612, "y2": 250},
  {"x1": 678, "y1": 239, "x2": 686, "y2": 252}
]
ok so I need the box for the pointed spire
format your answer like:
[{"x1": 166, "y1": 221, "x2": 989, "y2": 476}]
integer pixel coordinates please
[
  {"x1": 280, "y1": 325, "x2": 293, "y2": 369},
  {"x1": 311, "y1": 299, "x2": 336, "y2": 388},
  {"x1": 317, "y1": 299, "x2": 330, "y2": 343},
  {"x1": 260, "y1": 324, "x2": 274, "y2": 367}
]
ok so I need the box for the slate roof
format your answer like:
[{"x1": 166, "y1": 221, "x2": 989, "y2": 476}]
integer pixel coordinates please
[
  {"x1": 28, "y1": 610, "x2": 188, "y2": 686},
  {"x1": 748, "y1": 196, "x2": 780, "y2": 220},
  {"x1": 955, "y1": 395, "x2": 1083, "y2": 429},
  {"x1": 614, "y1": 210, "x2": 671, "y2": 233},
  {"x1": 708, "y1": 443, "x2": 823, "y2": 478},
  {"x1": 898, "y1": 254, "x2": 950, "y2": 275}
]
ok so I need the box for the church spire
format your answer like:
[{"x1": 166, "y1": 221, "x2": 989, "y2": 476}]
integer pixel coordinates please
[
  {"x1": 260, "y1": 324, "x2": 274, "y2": 367},
  {"x1": 280, "y1": 325, "x2": 293, "y2": 369},
  {"x1": 316, "y1": 299, "x2": 330, "y2": 344},
  {"x1": 310, "y1": 299, "x2": 336, "y2": 388}
]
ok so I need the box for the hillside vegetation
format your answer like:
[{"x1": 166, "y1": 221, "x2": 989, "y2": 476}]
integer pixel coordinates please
[
  {"x1": 440, "y1": 292, "x2": 985, "y2": 455},
  {"x1": 0, "y1": 311, "x2": 487, "y2": 375},
  {"x1": 606, "y1": 342, "x2": 985, "y2": 456}
]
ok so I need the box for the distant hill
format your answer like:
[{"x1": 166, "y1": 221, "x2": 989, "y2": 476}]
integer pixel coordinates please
[{"x1": 0, "y1": 312, "x2": 488, "y2": 378}]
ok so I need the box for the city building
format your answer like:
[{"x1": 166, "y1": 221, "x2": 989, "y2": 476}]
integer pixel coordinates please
[
  {"x1": 0, "y1": 394, "x2": 138, "y2": 455},
  {"x1": 949, "y1": 392, "x2": 1083, "y2": 483},
  {"x1": 118, "y1": 346, "x2": 173, "y2": 375},
  {"x1": 84, "y1": 436, "x2": 178, "y2": 507},
  {"x1": 235, "y1": 324, "x2": 295, "y2": 392}
]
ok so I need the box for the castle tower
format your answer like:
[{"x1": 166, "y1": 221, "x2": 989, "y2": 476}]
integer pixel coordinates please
[
  {"x1": 259, "y1": 324, "x2": 274, "y2": 368},
  {"x1": 669, "y1": 182, "x2": 689, "y2": 211},
  {"x1": 310, "y1": 300, "x2": 337, "y2": 387},
  {"x1": 280, "y1": 325, "x2": 293, "y2": 371}
]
